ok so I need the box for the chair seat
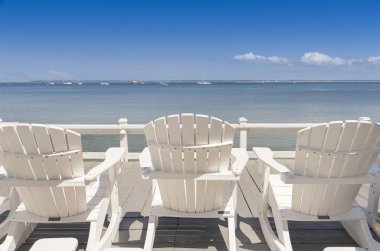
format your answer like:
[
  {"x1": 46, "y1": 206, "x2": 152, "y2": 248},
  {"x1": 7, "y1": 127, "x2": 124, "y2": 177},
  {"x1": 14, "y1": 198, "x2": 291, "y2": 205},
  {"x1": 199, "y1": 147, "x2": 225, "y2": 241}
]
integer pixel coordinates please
[
  {"x1": 269, "y1": 174, "x2": 293, "y2": 210},
  {"x1": 12, "y1": 175, "x2": 108, "y2": 223},
  {"x1": 145, "y1": 180, "x2": 236, "y2": 218},
  {"x1": 269, "y1": 174, "x2": 366, "y2": 221},
  {"x1": 30, "y1": 238, "x2": 78, "y2": 251}
]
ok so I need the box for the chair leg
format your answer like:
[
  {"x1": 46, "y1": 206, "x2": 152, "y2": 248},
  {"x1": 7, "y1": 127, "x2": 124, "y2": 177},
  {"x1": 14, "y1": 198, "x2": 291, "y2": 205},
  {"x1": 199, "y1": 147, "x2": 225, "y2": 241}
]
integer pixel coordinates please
[
  {"x1": 95, "y1": 182, "x2": 122, "y2": 251},
  {"x1": 234, "y1": 213, "x2": 238, "y2": 230},
  {"x1": 0, "y1": 215, "x2": 11, "y2": 240},
  {"x1": 144, "y1": 216, "x2": 157, "y2": 251},
  {"x1": 228, "y1": 217, "x2": 237, "y2": 251},
  {"x1": 342, "y1": 218, "x2": 380, "y2": 251},
  {"x1": 87, "y1": 198, "x2": 111, "y2": 251},
  {"x1": 96, "y1": 207, "x2": 122, "y2": 251},
  {"x1": 0, "y1": 221, "x2": 35, "y2": 251},
  {"x1": 367, "y1": 183, "x2": 380, "y2": 236},
  {"x1": 271, "y1": 206, "x2": 292, "y2": 250},
  {"x1": 259, "y1": 207, "x2": 290, "y2": 251}
]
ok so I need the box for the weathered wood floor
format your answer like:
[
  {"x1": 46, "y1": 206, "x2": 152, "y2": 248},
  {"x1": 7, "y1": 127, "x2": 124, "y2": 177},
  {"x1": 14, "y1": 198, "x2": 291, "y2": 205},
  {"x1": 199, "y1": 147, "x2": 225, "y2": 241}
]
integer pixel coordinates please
[{"x1": 16, "y1": 158, "x2": 380, "y2": 250}]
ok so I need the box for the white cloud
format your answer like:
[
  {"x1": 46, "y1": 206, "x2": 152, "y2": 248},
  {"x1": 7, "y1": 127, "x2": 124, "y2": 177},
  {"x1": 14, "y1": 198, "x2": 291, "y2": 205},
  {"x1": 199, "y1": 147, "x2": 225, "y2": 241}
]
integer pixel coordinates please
[
  {"x1": 233, "y1": 52, "x2": 289, "y2": 64},
  {"x1": 301, "y1": 52, "x2": 346, "y2": 65},
  {"x1": 367, "y1": 56, "x2": 380, "y2": 64}
]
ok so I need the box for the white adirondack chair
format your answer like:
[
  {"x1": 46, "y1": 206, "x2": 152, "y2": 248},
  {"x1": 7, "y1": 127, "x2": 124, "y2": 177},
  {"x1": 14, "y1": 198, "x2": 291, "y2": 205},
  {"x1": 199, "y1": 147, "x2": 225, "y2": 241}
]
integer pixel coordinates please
[
  {"x1": 0, "y1": 175, "x2": 13, "y2": 239},
  {"x1": 0, "y1": 124, "x2": 125, "y2": 251},
  {"x1": 367, "y1": 164, "x2": 380, "y2": 237},
  {"x1": 139, "y1": 114, "x2": 248, "y2": 251},
  {"x1": 253, "y1": 120, "x2": 380, "y2": 251}
]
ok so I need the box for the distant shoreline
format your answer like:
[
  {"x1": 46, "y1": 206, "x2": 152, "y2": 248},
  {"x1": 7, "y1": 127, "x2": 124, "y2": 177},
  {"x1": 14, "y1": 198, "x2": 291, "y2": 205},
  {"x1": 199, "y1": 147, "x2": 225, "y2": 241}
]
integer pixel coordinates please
[{"x1": 1, "y1": 80, "x2": 380, "y2": 84}]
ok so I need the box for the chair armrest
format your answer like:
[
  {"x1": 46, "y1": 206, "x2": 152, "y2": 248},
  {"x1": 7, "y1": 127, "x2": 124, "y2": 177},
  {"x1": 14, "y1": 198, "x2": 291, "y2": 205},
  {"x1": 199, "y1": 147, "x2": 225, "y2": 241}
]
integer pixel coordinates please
[
  {"x1": 281, "y1": 172, "x2": 380, "y2": 185},
  {"x1": 252, "y1": 147, "x2": 291, "y2": 174},
  {"x1": 84, "y1": 147, "x2": 126, "y2": 182},
  {"x1": 139, "y1": 147, "x2": 153, "y2": 174},
  {"x1": 230, "y1": 148, "x2": 248, "y2": 176}
]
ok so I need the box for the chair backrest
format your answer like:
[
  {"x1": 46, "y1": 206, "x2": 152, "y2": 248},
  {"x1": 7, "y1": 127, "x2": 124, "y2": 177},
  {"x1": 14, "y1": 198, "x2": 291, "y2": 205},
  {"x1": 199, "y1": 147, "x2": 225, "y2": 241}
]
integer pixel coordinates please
[
  {"x1": 291, "y1": 120, "x2": 380, "y2": 216},
  {"x1": 144, "y1": 114, "x2": 235, "y2": 213},
  {"x1": 0, "y1": 124, "x2": 86, "y2": 218}
]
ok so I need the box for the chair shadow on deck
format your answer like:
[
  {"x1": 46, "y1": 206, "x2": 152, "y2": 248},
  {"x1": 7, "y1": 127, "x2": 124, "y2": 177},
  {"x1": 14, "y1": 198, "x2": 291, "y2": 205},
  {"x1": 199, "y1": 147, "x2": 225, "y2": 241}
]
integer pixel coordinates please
[
  {"x1": 118, "y1": 214, "x2": 380, "y2": 250},
  {"x1": 116, "y1": 214, "x2": 263, "y2": 250},
  {"x1": 240, "y1": 216, "x2": 380, "y2": 251}
]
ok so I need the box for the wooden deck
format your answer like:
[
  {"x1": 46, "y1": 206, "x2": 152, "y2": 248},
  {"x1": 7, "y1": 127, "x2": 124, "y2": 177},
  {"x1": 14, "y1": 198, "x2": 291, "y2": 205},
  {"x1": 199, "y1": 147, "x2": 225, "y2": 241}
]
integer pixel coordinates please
[{"x1": 15, "y1": 158, "x2": 380, "y2": 250}]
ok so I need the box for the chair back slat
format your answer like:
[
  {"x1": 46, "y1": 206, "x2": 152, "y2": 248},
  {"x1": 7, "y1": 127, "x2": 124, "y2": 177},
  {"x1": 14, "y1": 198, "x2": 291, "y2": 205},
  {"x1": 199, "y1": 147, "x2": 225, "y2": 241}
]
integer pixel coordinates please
[
  {"x1": 16, "y1": 125, "x2": 59, "y2": 217},
  {"x1": 144, "y1": 114, "x2": 235, "y2": 213},
  {"x1": 167, "y1": 115, "x2": 187, "y2": 212},
  {"x1": 182, "y1": 113, "x2": 196, "y2": 213},
  {"x1": 329, "y1": 121, "x2": 376, "y2": 214},
  {"x1": 309, "y1": 121, "x2": 342, "y2": 215},
  {"x1": 154, "y1": 117, "x2": 178, "y2": 211},
  {"x1": 50, "y1": 127, "x2": 82, "y2": 216},
  {"x1": 205, "y1": 117, "x2": 223, "y2": 211},
  {"x1": 0, "y1": 126, "x2": 42, "y2": 216},
  {"x1": 297, "y1": 124, "x2": 327, "y2": 215},
  {"x1": 195, "y1": 115, "x2": 209, "y2": 212},
  {"x1": 65, "y1": 130, "x2": 87, "y2": 215},
  {"x1": 292, "y1": 120, "x2": 380, "y2": 216},
  {"x1": 214, "y1": 121, "x2": 235, "y2": 208},
  {"x1": 144, "y1": 121, "x2": 170, "y2": 208},
  {"x1": 0, "y1": 124, "x2": 87, "y2": 218}
]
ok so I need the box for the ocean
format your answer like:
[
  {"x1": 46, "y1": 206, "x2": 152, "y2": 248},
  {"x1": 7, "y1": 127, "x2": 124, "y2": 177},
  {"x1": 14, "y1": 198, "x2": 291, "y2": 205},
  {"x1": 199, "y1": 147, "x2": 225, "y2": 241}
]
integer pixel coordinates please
[{"x1": 1, "y1": 81, "x2": 379, "y2": 152}]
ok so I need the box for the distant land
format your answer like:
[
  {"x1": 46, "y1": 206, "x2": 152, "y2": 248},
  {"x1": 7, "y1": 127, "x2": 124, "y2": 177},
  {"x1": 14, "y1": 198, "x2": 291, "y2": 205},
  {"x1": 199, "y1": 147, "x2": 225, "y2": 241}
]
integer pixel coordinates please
[{"x1": 1, "y1": 80, "x2": 380, "y2": 84}]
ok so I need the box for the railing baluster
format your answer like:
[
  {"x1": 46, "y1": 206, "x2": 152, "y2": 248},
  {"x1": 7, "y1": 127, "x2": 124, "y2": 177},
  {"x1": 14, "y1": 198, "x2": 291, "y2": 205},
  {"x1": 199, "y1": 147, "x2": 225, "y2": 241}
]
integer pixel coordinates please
[
  {"x1": 239, "y1": 117, "x2": 248, "y2": 150},
  {"x1": 118, "y1": 118, "x2": 129, "y2": 161}
]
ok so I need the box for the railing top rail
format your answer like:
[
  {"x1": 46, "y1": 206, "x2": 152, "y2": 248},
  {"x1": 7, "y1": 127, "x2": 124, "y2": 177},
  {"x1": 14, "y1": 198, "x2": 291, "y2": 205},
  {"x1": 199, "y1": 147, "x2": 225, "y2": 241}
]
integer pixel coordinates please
[
  {"x1": 1, "y1": 117, "x2": 375, "y2": 135},
  {"x1": 14, "y1": 122, "x2": 322, "y2": 134}
]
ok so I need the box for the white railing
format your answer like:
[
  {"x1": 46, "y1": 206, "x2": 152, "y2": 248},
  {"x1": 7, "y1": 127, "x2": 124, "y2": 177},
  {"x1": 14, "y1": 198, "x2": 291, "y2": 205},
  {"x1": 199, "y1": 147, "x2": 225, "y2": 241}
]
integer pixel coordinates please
[{"x1": 0, "y1": 116, "x2": 374, "y2": 161}]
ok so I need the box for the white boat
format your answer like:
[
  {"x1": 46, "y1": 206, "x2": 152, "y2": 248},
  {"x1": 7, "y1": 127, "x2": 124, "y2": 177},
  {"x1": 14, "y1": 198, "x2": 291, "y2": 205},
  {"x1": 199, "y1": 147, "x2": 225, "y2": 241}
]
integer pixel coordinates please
[
  {"x1": 159, "y1": 82, "x2": 168, "y2": 86},
  {"x1": 100, "y1": 82, "x2": 110, "y2": 86},
  {"x1": 131, "y1": 80, "x2": 144, "y2": 85},
  {"x1": 48, "y1": 82, "x2": 55, "y2": 85},
  {"x1": 77, "y1": 82, "x2": 83, "y2": 85},
  {"x1": 63, "y1": 82, "x2": 73, "y2": 85},
  {"x1": 197, "y1": 81, "x2": 212, "y2": 85}
]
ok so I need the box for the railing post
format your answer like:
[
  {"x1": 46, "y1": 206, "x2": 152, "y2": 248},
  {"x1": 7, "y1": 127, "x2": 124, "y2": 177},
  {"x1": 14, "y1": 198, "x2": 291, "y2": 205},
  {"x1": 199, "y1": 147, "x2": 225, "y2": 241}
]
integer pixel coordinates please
[
  {"x1": 118, "y1": 118, "x2": 128, "y2": 162},
  {"x1": 239, "y1": 117, "x2": 248, "y2": 150}
]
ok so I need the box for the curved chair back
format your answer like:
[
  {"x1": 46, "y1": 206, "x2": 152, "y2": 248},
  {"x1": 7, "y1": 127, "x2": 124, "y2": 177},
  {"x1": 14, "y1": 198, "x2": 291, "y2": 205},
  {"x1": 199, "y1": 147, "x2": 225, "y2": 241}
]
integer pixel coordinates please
[
  {"x1": 0, "y1": 124, "x2": 86, "y2": 218},
  {"x1": 292, "y1": 120, "x2": 380, "y2": 216},
  {"x1": 144, "y1": 114, "x2": 235, "y2": 213}
]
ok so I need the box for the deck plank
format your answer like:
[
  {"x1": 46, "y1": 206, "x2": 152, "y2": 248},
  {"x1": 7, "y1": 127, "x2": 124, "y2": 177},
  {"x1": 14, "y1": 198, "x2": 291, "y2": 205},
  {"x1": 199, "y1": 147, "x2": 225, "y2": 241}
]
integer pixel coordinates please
[{"x1": 10, "y1": 158, "x2": 380, "y2": 250}]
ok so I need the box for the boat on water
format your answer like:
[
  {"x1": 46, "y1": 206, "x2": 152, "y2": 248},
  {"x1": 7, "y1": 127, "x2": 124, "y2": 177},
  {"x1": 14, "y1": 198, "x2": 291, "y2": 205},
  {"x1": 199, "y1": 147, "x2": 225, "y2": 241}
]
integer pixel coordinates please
[
  {"x1": 159, "y1": 81, "x2": 168, "y2": 86},
  {"x1": 48, "y1": 82, "x2": 55, "y2": 85},
  {"x1": 100, "y1": 82, "x2": 110, "y2": 86},
  {"x1": 131, "y1": 80, "x2": 144, "y2": 85},
  {"x1": 197, "y1": 81, "x2": 212, "y2": 85},
  {"x1": 63, "y1": 82, "x2": 73, "y2": 85},
  {"x1": 77, "y1": 82, "x2": 83, "y2": 85}
]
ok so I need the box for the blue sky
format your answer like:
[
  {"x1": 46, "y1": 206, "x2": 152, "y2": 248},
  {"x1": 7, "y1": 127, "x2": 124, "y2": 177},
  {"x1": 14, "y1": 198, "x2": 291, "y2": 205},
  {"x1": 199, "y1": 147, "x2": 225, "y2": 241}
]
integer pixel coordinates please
[{"x1": 0, "y1": 0, "x2": 379, "y2": 81}]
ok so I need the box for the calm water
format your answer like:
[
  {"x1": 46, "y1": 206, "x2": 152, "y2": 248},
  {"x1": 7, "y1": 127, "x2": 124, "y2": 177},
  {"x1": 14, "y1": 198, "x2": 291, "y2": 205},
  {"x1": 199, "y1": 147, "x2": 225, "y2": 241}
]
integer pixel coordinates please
[{"x1": 1, "y1": 81, "x2": 379, "y2": 151}]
